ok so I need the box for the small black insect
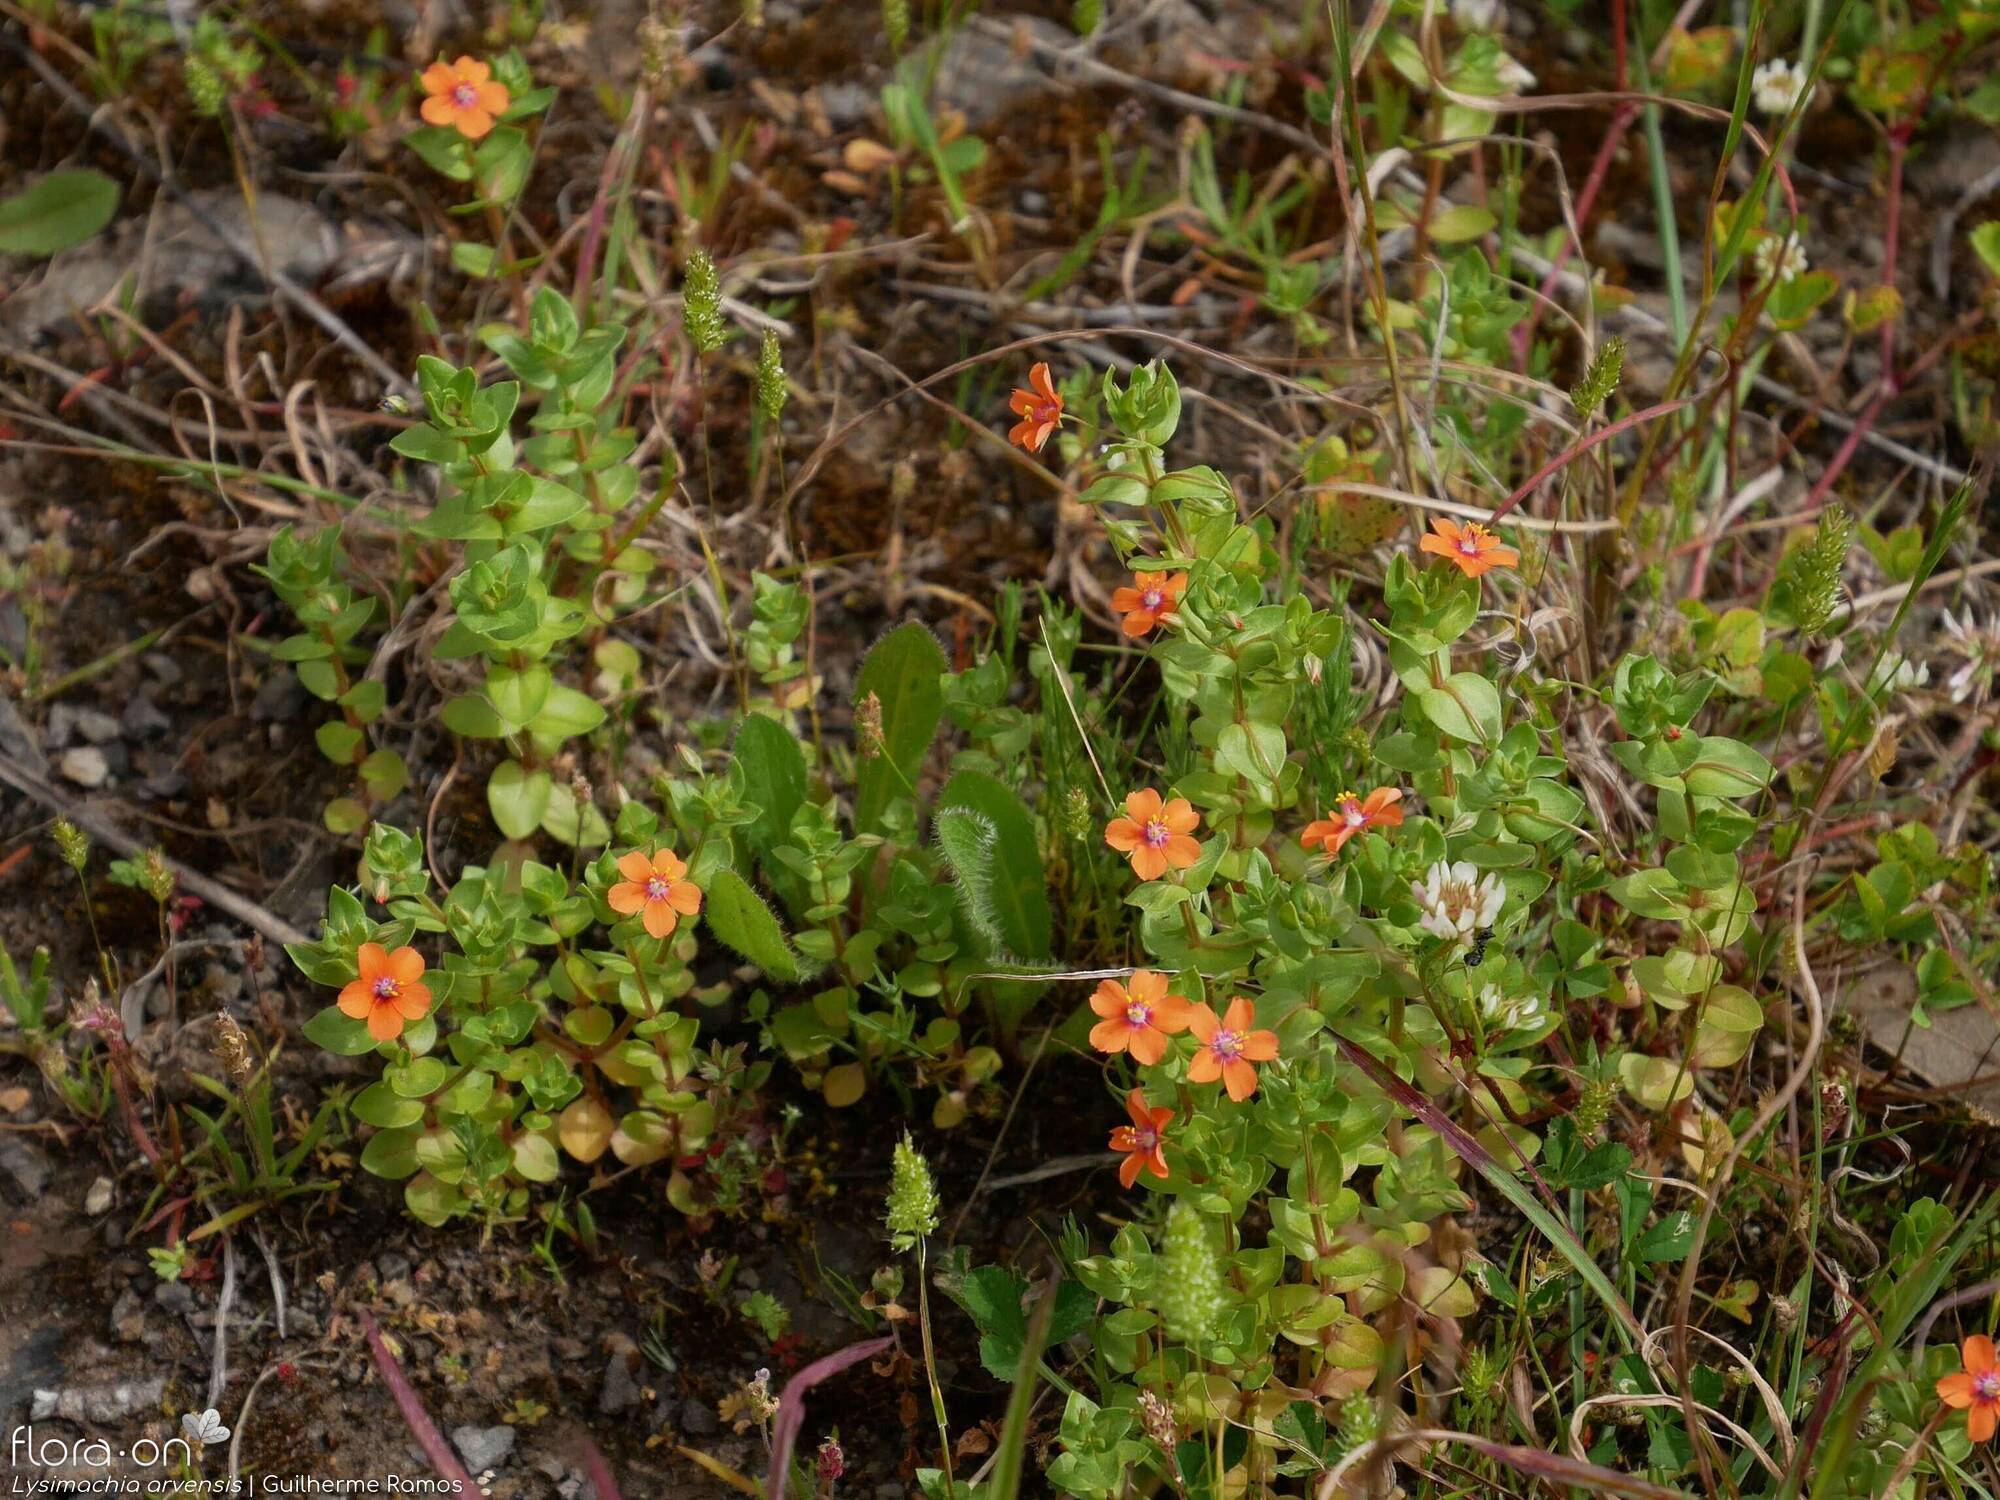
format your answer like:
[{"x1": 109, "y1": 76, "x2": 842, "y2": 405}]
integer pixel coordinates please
[{"x1": 1463, "y1": 928, "x2": 1495, "y2": 967}]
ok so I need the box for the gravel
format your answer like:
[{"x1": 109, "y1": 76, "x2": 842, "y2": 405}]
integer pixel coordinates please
[
  {"x1": 31, "y1": 1376, "x2": 167, "y2": 1423},
  {"x1": 57, "y1": 745, "x2": 110, "y2": 788},
  {"x1": 452, "y1": 1423, "x2": 517, "y2": 1473}
]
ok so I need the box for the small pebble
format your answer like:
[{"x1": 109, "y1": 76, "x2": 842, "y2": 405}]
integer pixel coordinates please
[
  {"x1": 451, "y1": 1424, "x2": 516, "y2": 1473},
  {"x1": 121, "y1": 694, "x2": 172, "y2": 741},
  {"x1": 73, "y1": 707, "x2": 121, "y2": 743},
  {"x1": 58, "y1": 745, "x2": 110, "y2": 788}
]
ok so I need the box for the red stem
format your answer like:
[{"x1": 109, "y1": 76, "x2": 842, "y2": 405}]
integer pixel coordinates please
[
  {"x1": 1490, "y1": 398, "x2": 1693, "y2": 522},
  {"x1": 359, "y1": 1310, "x2": 480, "y2": 1491}
]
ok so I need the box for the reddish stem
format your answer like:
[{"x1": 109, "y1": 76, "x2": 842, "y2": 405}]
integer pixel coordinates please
[
  {"x1": 359, "y1": 1310, "x2": 480, "y2": 1491},
  {"x1": 1878, "y1": 122, "x2": 1913, "y2": 395},
  {"x1": 1490, "y1": 398, "x2": 1693, "y2": 522}
]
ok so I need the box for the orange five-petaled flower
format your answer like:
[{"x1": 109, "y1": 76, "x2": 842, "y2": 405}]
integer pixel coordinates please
[
  {"x1": 1419, "y1": 517, "x2": 1519, "y2": 578},
  {"x1": 1008, "y1": 362, "x2": 1064, "y2": 453},
  {"x1": 609, "y1": 847, "x2": 704, "y2": 939},
  {"x1": 1110, "y1": 569, "x2": 1188, "y2": 638},
  {"x1": 338, "y1": 943, "x2": 433, "y2": 1043},
  {"x1": 1186, "y1": 997, "x2": 1280, "y2": 1101},
  {"x1": 1939, "y1": 1335, "x2": 2000, "y2": 1443},
  {"x1": 420, "y1": 56, "x2": 511, "y2": 141},
  {"x1": 1301, "y1": 786, "x2": 1405, "y2": 857},
  {"x1": 1104, "y1": 788, "x2": 1202, "y2": 882},
  {"x1": 1109, "y1": 1089, "x2": 1175, "y2": 1188},
  {"x1": 1088, "y1": 970, "x2": 1194, "y2": 1064}
]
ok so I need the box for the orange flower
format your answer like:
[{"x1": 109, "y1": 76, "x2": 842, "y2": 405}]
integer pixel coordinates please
[
  {"x1": 1087, "y1": 970, "x2": 1195, "y2": 1064},
  {"x1": 1110, "y1": 570, "x2": 1188, "y2": 638},
  {"x1": 1008, "y1": 362, "x2": 1064, "y2": 452},
  {"x1": 1300, "y1": 786, "x2": 1405, "y2": 857},
  {"x1": 337, "y1": 943, "x2": 433, "y2": 1043},
  {"x1": 1418, "y1": 516, "x2": 1518, "y2": 578},
  {"x1": 1108, "y1": 1088, "x2": 1175, "y2": 1188},
  {"x1": 1939, "y1": 1335, "x2": 2000, "y2": 1443},
  {"x1": 608, "y1": 847, "x2": 704, "y2": 939},
  {"x1": 1186, "y1": 997, "x2": 1280, "y2": 1101},
  {"x1": 419, "y1": 56, "x2": 510, "y2": 141},
  {"x1": 1104, "y1": 788, "x2": 1202, "y2": 881}
]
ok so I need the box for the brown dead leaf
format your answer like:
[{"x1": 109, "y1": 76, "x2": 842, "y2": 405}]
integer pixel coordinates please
[
  {"x1": 0, "y1": 1087, "x2": 30, "y2": 1114},
  {"x1": 749, "y1": 79, "x2": 800, "y2": 127},
  {"x1": 842, "y1": 138, "x2": 898, "y2": 175}
]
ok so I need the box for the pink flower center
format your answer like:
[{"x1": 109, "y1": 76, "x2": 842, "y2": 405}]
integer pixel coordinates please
[
  {"x1": 1208, "y1": 1028, "x2": 1244, "y2": 1062},
  {"x1": 1457, "y1": 534, "x2": 1481, "y2": 556},
  {"x1": 1977, "y1": 1372, "x2": 2000, "y2": 1401},
  {"x1": 452, "y1": 82, "x2": 479, "y2": 108},
  {"x1": 1142, "y1": 818, "x2": 1171, "y2": 849},
  {"x1": 1140, "y1": 588, "x2": 1163, "y2": 612},
  {"x1": 1124, "y1": 1000, "x2": 1153, "y2": 1028},
  {"x1": 372, "y1": 976, "x2": 400, "y2": 1001},
  {"x1": 645, "y1": 876, "x2": 672, "y2": 902},
  {"x1": 1341, "y1": 800, "x2": 1368, "y2": 827},
  {"x1": 1129, "y1": 1123, "x2": 1158, "y2": 1153}
]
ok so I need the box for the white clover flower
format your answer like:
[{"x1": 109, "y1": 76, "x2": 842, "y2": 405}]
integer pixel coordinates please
[
  {"x1": 1752, "y1": 58, "x2": 1808, "y2": 115},
  {"x1": 1451, "y1": 0, "x2": 1502, "y2": 30},
  {"x1": 1494, "y1": 53, "x2": 1537, "y2": 93},
  {"x1": 1412, "y1": 860, "x2": 1504, "y2": 944},
  {"x1": 1867, "y1": 651, "x2": 1930, "y2": 696},
  {"x1": 1941, "y1": 608, "x2": 1999, "y2": 705},
  {"x1": 1751, "y1": 234, "x2": 1809, "y2": 285},
  {"x1": 1478, "y1": 985, "x2": 1546, "y2": 1033}
]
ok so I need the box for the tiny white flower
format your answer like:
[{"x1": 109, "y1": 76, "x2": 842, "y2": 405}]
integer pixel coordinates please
[
  {"x1": 1866, "y1": 651, "x2": 1929, "y2": 696},
  {"x1": 1752, "y1": 58, "x2": 1808, "y2": 115},
  {"x1": 1494, "y1": 53, "x2": 1537, "y2": 93},
  {"x1": 1478, "y1": 985, "x2": 1546, "y2": 1033},
  {"x1": 1751, "y1": 234, "x2": 1809, "y2": 284},
  {"x1": 1451, "y1": 0, "x2": 1502, "y2": 29},
  {"x1": 1412, "y1": 860, "x2": 1505, "y2": 944},
  {"x1": 1940, "y1": 608, "x2": 2000, "y2": 705}
]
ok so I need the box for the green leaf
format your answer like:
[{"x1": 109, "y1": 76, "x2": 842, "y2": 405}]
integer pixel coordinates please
[
  {"x1": 354, "y1": 1081, "x2": 425, "y2": 1129},
  {"x1": 735, "y1": 713, "x2": 808, "y2": 861},
  {"x1": 451, "y1": 241, "x2": 497, "y2": 278},
  {"x1": 1414, "y1": 672, "x2": 1501, "y2": 745},
  {"x1": 404, "y1": 126, "x2": 474, "y2": 181},
  {"x1": 359, "y1": 749, "x2": 409, "y2": 802},
  {"x1": 1972, "y1": 222, "x2": 2000, "y2": 279},
  {"x1": 488, "y1": 759, "x2": 552, "y2": 840},
  {"x1": 487, "y1": 663, "x2": 552, "y2": 729},
  {"x1": 359, "y1": 1126, "x2": 420, "y2": 1180},
  {"x1": 704, "y1": 869, "x2": 808, "y2": 983},
  {"x1": 315, "y1": 721, "x2": 364, "y2": 766},
  {"x1": 303, "y1": 1005, "x2": 380, "y2": 1057},
  {"x1": 0, "y1": 170, "x2": 119, "y2": 255},
  {"x1": 505, "y1": 477, "x2": 588, "y2": 533},
  {"x1": 388, "y1": 425, "x2": 461, "y2": 465},
  {"x1": 1429, "y1": 204, "x2": 1496, "y2": 243},
  {"x1": 512, "y1": 1133, "x2": 559, "y2": 1182},
  {"x1": 404, "y1": 1171, "x2": 463, "y2": 1226},
  {"x1": 1635, "y1": 1209, "x2": 1697, "y2": 1263},
  {"x1": 441, "y1": 695, "x2": 509, "y2": 738},
  {"x1": 323, "y1": 798, "x2": 369, "y2": 835},
  {"x1": 530, "y1": 684, "x2": 607, "y2": 739},
  {"x1": 852, "y1": 623, "x2": 946, "y2": 835},
  {"x1": 936, "y1": 771, "x2": 1052, "y2": 960},
  {"x1": 1682, "y1": 736, "x2": 1772, "y2": 799}
]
